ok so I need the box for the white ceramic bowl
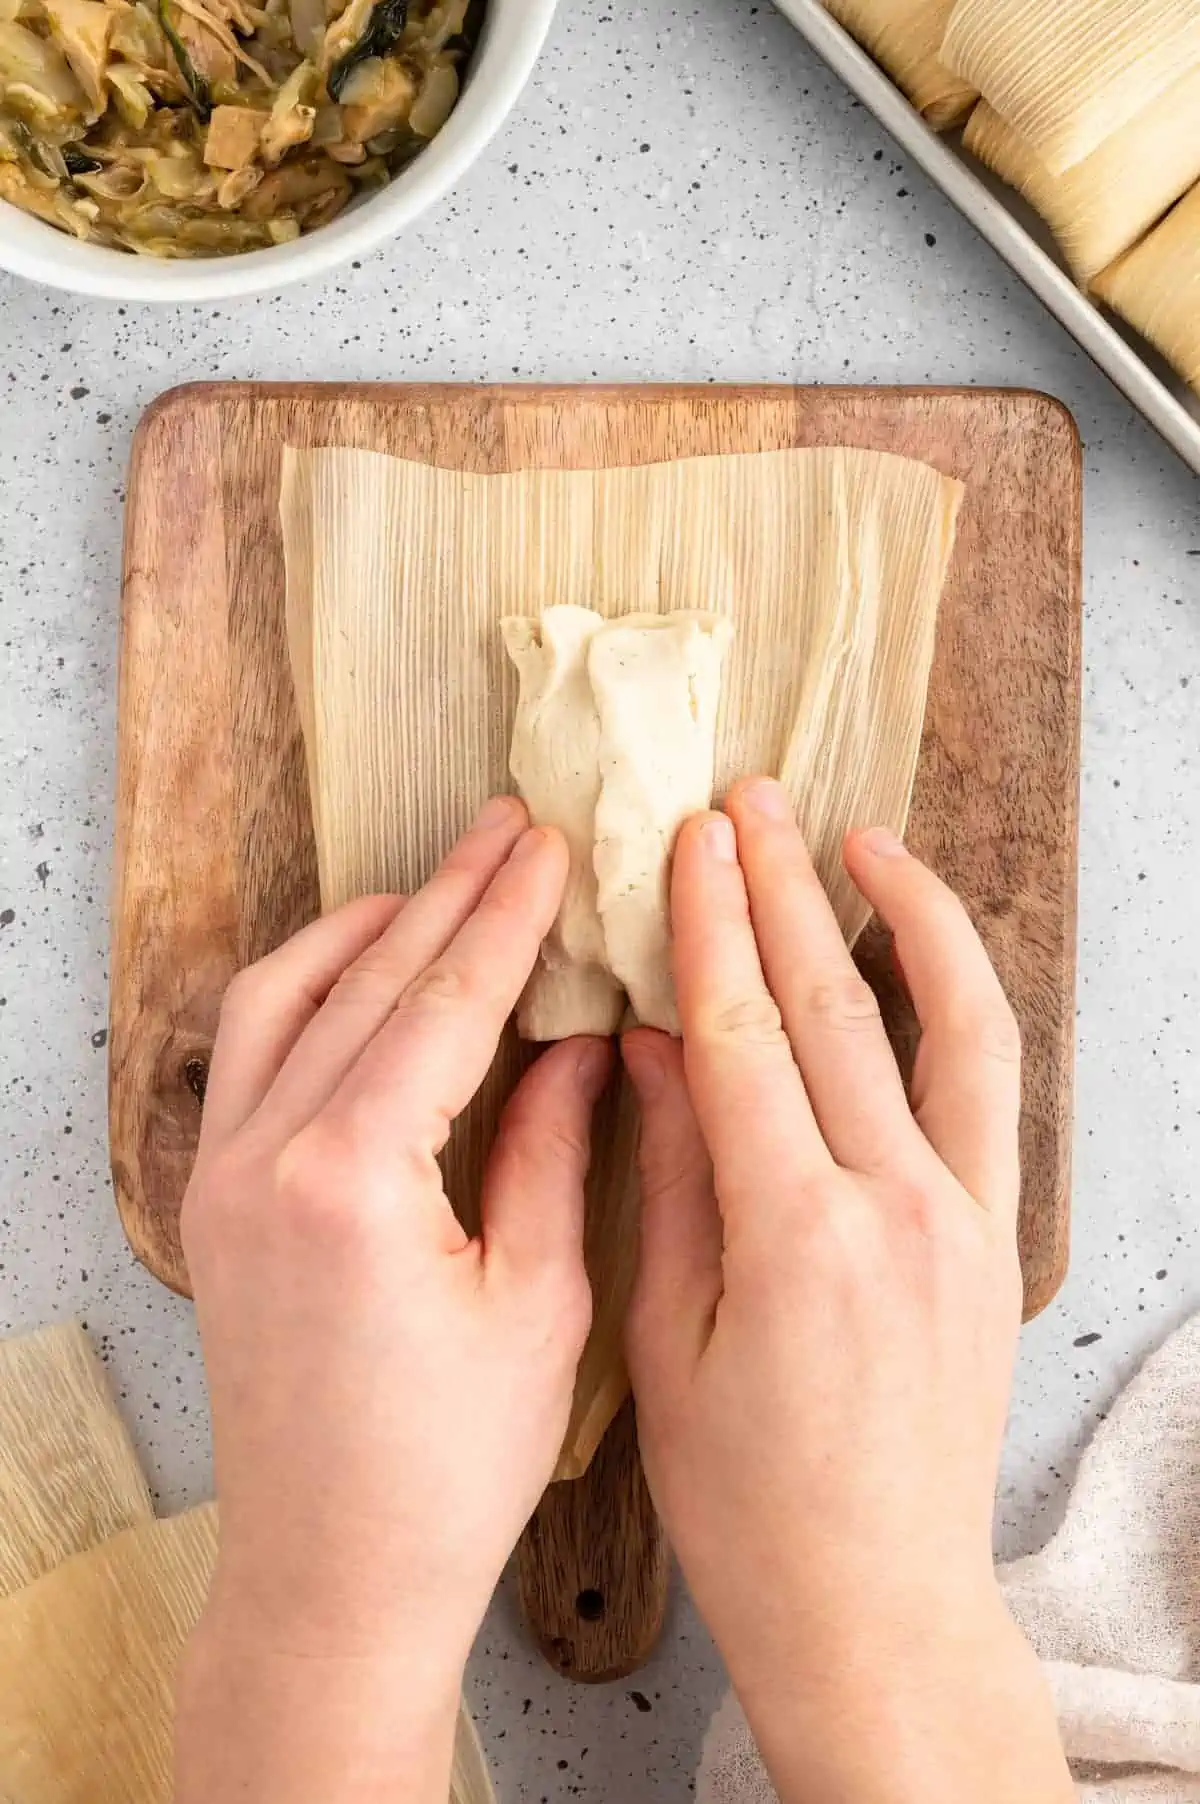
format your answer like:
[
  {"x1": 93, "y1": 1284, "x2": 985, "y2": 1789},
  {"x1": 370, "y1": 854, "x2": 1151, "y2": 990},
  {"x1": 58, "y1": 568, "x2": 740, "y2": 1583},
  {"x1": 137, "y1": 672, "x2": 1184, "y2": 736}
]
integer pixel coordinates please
[{"x1": 0, "y1": 0, "x2": 558, "y2": 303}]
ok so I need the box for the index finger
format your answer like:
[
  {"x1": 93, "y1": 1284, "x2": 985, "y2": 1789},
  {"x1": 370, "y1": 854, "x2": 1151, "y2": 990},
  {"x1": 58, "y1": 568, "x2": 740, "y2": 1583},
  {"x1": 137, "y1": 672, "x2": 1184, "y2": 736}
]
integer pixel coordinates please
[
  {"x1": 327, "y1": 827, "x2": 570, "y2": 1155},
  {"x1": 200, "y1": 894, "x2": 406, "y2": 1149},
  {"x1": 843, "y1": 827, "x2": 1022, "y2": 1218},
  {"x1": 672, "y1": 811, "x2": 832, "y2": 1203}
]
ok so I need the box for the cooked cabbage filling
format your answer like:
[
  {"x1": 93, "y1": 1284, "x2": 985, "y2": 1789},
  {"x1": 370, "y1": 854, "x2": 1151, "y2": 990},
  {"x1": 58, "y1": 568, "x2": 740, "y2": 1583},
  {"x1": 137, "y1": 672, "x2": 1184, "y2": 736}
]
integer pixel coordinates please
[{"x1": 0, "y1": 0, "x2": 481, "y2": 255}]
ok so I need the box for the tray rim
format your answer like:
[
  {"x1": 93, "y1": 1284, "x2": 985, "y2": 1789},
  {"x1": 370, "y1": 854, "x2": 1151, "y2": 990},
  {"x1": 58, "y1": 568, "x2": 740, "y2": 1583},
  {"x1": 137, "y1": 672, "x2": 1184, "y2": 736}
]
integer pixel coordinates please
[{"x1": 771, "y1": 0, "x2": 1200, "y2": 480}]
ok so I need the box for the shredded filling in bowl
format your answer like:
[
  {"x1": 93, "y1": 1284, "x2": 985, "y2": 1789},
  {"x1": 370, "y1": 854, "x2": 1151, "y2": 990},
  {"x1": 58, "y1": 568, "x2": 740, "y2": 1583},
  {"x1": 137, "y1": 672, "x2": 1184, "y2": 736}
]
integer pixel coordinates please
[{"x1": 0, "y1": 0, "x2": 482, "y2": 256}]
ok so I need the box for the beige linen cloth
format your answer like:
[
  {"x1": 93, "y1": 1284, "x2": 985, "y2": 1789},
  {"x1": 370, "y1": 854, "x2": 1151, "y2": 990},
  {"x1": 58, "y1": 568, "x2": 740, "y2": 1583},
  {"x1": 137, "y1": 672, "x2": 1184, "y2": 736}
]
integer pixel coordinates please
[{"x1": 698, "y1": 1313, "x2": 1200, "y2": 1803}]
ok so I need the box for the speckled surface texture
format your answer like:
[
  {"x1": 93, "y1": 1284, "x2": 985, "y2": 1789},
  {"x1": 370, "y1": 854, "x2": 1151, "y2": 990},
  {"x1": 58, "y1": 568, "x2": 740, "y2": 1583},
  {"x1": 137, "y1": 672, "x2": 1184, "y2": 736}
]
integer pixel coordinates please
[{"x1": 0, "y1": 0, "x2": 1197, "y2": 1796}]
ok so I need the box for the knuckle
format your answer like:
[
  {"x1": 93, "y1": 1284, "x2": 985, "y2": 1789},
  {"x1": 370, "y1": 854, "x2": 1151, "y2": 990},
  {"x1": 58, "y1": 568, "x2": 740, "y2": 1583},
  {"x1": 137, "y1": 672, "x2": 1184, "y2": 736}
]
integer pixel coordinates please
[
  {"x1": 219, "y1": 964, "x2": 265, "y2": 1020},
  {"x1": 888, "y1": 1175, "x2": 947, "y2": 1240},
  {"x1": 271, "y1": 1126, "x2": 375, "y2": 1247},
  {"x1": 693, "y1": 991, "x2": 787, "y2": 1049},
  {"x1": 493, "y1": 1108, "x2": 589, "y2": 1190},
  {"x1": 401, "y1": 960, "x2": 471, "y2": 1014},
  {"x1": 510, "y1": 1264, "x2": 593, "y2": 1363},
  {"x1": 804, "y1": 972, "x2": 881, "y2": 1032},
  {"x1": 182, "y1": 1136, "x2": 265, "y2": 1254},
  {"x1": 538, "y1": 1114, "x2": 590, "y2": 1174},
  {"x1": 328, "y1": 951, "x2": 399, "y2": 1011},
  {"x1": 478, "y1": 872, "x2": 537, "y2": 930},
  {"x1": 638, "y1": 1139, "x2": 711, "y2": 1209}
]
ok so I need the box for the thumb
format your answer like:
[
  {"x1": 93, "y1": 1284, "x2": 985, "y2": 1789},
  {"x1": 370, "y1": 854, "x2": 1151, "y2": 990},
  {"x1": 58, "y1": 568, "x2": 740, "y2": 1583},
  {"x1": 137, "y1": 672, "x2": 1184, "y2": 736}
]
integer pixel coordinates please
[
  {"x1": 622, "y1": 1028, "x2": 723, "y2": 1389},
  {"x1": 482, "y1": 1036, "x2": 612, "y2": 1289}
]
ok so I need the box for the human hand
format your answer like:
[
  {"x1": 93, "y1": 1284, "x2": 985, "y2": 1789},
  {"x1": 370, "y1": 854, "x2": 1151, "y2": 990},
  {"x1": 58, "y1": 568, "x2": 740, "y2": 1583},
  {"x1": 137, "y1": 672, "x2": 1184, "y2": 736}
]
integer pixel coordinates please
[
  {"x1": 175, "y1": 799, "x2": 609, "y2": 1804},
  {"x1": 623, "y1": 778, "x2": 1071, "y2": 1804}
]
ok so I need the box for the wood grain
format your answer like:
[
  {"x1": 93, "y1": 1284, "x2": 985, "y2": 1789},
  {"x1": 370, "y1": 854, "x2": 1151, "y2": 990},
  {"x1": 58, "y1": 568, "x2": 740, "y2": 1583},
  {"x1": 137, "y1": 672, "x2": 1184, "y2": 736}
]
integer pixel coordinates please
[
  {"x1": 111, "y1": 382, "x2": 1082, "y2": 1680},
  {"x1": 516, "y1": 1400, "x2": 668, "y2": 1683}
]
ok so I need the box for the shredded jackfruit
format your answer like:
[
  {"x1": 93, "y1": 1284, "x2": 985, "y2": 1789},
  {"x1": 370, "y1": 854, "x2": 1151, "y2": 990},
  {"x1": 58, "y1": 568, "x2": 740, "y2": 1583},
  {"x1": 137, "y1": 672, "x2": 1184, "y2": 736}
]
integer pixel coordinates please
[{"x1": 0, "y1": 0, "x2": 480, "y2": 255}]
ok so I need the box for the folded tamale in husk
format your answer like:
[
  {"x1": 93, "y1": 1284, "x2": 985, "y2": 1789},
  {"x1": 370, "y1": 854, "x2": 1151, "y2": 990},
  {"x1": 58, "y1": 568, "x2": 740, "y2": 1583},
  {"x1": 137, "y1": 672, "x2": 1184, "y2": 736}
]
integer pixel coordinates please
[
  {"x1": 281, "y1": 445, "x2": 962, "y2": 1476},
  {"x1": 963, "y1": 76, "x2": 1200, "y2": 285},
  {"x1": 942, "y1": 0, "x2": 1200, "y2": 174},
  {"x1": 1093, "y1": 182, "x2": 1200, "y2": 393},
  {"x1": 823, "y1": 0, "x2": 977, "y2": 127}
]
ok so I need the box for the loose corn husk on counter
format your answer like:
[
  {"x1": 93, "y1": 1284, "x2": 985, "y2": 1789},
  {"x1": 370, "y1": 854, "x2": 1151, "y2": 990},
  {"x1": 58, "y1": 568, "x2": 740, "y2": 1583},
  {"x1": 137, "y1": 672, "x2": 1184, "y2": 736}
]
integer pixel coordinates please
[
  {"x1": 963, "y1": 74, "x2": 1200, "y2": 285},
  {"x1": 0, "y1": 1320, "x2": 152, "y2": 1596},
  {"x1": 281, "y1": 445, "x2": 962, "y2": 1476},
  {"x1": 0, "y1": 1320, "x2": 497, "y2": 1804},
  {"x1": 0, "y1": 1507, "x2": 219, "y2": 1804},
  {"x1": 941, "y1": 0, "x2": 1200, "y2": 174},
  {"x1": 1093, "y1": 183, "x2": 1200, "y2": 393},
  {"x1": 822, "y1": 0, "x2": 976, "y2": 127}
]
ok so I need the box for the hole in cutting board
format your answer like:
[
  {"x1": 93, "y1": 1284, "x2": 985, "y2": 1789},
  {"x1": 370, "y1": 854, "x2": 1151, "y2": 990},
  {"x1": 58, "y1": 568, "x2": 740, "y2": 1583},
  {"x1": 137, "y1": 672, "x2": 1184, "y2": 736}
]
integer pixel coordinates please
[
  {"x1": 576, "y1": 1588, "x2": 605, "y2": 1622},
  {"x1": 183, "y1": 1057, "x2": 209, "y2": 1107}
]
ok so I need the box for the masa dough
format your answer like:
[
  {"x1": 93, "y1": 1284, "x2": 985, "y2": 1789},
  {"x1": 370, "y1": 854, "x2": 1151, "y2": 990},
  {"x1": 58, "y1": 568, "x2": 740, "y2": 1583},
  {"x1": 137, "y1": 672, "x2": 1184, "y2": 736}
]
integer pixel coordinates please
[{"x1": 503, "y1": 605, "x2": 733, "y2": 1039}]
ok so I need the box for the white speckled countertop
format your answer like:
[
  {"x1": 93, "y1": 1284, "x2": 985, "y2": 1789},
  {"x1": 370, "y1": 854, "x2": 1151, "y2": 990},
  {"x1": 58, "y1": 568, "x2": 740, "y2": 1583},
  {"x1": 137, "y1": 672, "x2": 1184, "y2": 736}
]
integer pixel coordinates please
[{"x1": 1, "y1": 0, "x2": 1198, "y2": 1796}]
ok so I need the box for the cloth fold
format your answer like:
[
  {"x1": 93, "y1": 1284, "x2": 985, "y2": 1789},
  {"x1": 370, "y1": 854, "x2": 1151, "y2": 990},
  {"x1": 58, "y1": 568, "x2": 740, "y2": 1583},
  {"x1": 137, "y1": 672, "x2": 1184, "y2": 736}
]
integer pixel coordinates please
[{"x1": 698, "y1": 1313, "x2": 1200, "y2": 1803}]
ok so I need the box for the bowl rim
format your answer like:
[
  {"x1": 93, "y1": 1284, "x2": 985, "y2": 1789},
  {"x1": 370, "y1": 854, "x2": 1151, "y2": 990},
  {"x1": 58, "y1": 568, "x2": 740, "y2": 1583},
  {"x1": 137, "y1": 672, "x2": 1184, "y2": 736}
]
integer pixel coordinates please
[{"x1": 0, "y1": 0, "x2": 559, "y2": 304}]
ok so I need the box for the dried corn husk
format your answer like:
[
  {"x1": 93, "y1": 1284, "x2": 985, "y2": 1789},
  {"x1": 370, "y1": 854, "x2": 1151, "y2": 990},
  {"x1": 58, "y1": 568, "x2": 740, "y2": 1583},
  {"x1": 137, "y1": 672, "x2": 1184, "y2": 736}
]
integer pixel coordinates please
[
  {"x1": 0, "y1": 1321, "x2": 152, "y2": 1597},
  {"x1": 0, "y1": 1505, "x2": 219, "y2": 1804},
  {"x1": 941, "y1": 0, "x2": 1200, "y2": 174},
  {"x1": 0, "y1": 1503, "x2": 494, "y2": 1804},
  {"x1": 963, "y1": 73, "x2": 1200, "y2": 285},
  {"x1": 1092, "y1": 182, "x2": 1200, "y2": 393},
  {"x1": 0, "y1": 1314, "x2": 494, "y2": 1804},
  {"x1": 453, "y1": 1709, "x2": 498, "y2": 1804},
  {"x1": 281, "y1": 446, "x2": 961, "y2": 1474},
  {"x1": 823, "y1": 0, "x2": 976, "y2": 128}
]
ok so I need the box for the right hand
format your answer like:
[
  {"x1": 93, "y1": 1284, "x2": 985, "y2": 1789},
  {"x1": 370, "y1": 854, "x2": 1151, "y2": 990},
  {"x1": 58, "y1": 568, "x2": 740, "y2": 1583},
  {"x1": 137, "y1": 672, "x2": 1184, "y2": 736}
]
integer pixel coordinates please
[{"x1": 622, "y1": 777, "x2": 1072, "y2": 1804}]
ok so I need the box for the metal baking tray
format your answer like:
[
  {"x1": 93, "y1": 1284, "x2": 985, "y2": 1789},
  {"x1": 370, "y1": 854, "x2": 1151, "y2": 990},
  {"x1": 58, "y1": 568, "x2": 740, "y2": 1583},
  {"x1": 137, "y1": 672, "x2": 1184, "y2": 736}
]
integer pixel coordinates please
[{"x1": 774, "y1": 0, "x2": 1200, "y2": 476}]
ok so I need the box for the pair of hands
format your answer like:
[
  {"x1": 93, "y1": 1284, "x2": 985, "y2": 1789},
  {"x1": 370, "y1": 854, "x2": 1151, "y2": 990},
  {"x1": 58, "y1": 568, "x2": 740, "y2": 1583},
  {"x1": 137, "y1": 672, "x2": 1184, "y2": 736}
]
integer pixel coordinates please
[{"x1": 176, "y1": 780, "x2": 1071, "y2": 1804}]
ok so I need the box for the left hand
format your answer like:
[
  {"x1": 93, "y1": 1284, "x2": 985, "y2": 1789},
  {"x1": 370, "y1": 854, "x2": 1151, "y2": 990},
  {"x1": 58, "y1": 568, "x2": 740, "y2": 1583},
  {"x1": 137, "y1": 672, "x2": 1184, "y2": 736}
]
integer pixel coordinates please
[{"x1": 176, "y1": 797, "x2": 609, "y2": 1802}]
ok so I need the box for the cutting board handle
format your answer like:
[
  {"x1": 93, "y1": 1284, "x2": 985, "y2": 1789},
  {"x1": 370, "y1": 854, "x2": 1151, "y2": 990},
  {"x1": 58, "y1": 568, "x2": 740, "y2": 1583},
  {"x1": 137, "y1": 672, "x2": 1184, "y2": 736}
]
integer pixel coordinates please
[{"x1": 517, "y1": 1400, "x2": 668, "y2": 1683}]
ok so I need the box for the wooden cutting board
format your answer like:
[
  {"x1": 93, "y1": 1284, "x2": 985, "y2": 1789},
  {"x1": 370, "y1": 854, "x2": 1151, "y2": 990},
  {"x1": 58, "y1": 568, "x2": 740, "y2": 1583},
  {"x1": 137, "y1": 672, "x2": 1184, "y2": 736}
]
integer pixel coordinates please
[{"x1": 111, "y1": 382, "x2": 1081, "y2": 1683}]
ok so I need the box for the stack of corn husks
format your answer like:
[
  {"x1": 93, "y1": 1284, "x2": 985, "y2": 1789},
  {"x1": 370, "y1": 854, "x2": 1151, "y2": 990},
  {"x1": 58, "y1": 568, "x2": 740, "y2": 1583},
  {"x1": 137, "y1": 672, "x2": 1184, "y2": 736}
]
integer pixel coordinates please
[
  {"x1": 0, "y1": 1322, "x2": 495, "y2": 1804},
  {"x1": 822, "y1": 0, "x2": 1200, "y2": 395}
]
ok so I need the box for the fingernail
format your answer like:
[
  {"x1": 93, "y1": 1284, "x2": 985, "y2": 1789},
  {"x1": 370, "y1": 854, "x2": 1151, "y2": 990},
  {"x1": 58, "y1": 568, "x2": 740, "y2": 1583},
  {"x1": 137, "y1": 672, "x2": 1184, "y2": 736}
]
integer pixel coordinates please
[
  {"x1": 742, "y1": 778, "x2": 791, "y2": 821},
  {"x1": 701, "y1": 814, "x2": 737, "y2": 862},
  {"x1": 859, "y1": 826, "x2": 907, "y2": 858},
  {"x1": 474, "y1": 794, "x2": 520, "y2": 832},
  {"x1": 510, "y1": 826, "x2": 548, "y2": 863}
]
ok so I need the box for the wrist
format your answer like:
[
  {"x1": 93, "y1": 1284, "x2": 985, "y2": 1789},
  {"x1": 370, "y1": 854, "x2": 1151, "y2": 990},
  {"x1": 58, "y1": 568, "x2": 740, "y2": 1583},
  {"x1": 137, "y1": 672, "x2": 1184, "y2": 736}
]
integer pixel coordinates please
[
  {"x1": 176, "y1": 1603, "x2": 465, "y2": 1804},
  {"x1": 730, "y1": 1580, "x2": 1072, "y2": 1804}
]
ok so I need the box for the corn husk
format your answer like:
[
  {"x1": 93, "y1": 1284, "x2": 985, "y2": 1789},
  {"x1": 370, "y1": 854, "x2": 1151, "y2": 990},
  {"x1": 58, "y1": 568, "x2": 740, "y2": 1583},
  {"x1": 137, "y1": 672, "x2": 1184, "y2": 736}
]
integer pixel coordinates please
[
  {"x1": 824, "y1": 0, "x2": 976, "y2": 128},
  {"x1": 0, "y1": 1506, "x2": 219, "y2": 1803},
  {"x1": 941, "y1": 0, "x2": 1200, "y2": 174},
  {"x1": 453, "y1": 1709, "x2": 498, "y2": 1804},
  {"x1": 1093, "y1": 182, "x2": 1200, "y2": 393},
  {"x1": 963, "y1": 76, "x2": 1200, "y2": 285},
  {"x1": 0, "y1": 1321, "x2": 152, "y2": 1597},
  {"x1": 282, "y1": 445, "x2": 961, "y2": 1475},
  {"x1": 0, "y1": 1319, "x2": 495, "y2": 1804},
  {"x1": 0, "y1": 1507, "x2": 495, "y2": 1804}
]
